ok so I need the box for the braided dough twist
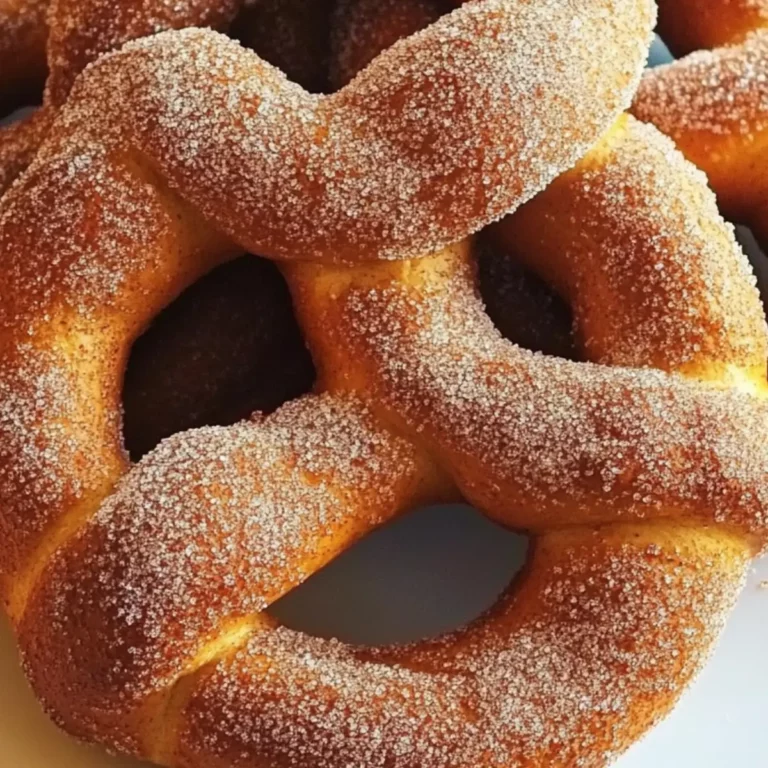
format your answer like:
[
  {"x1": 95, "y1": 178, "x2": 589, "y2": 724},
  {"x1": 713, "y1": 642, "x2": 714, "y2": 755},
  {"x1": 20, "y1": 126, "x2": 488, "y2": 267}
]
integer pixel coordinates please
[{"x1": 2, "y1": 2, "x2": 768, "y2": 768}]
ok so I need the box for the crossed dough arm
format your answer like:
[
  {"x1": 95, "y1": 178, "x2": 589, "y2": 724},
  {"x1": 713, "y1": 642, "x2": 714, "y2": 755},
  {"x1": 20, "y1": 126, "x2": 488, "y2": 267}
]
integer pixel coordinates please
[
  {"x1": 0, "y1": 0, "x2": 330, "y2": 197},
  {"x1": 633, "y1": 0, "x2": 768, "y2": 243}
]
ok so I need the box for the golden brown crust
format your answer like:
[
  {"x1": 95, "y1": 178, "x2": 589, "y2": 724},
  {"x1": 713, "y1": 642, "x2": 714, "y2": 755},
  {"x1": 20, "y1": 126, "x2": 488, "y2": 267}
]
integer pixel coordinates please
[
  {"x1": 176, "y1": 525, "x2": 749, "y2": 768},
  {"x1": 633, "y1": 1, "x2": 768, "y2": 243},
  {"x1": 634, "y1": 31, "x2": 768, "y2": 224},
  {"x1": 21, "y1": 394, "x2": 443, "y2": 757},
  {"x1": 0, "y1": 147, "x2": 234, "y2": 612},
  {"x1": 1, "y1": 0, "x2": 251, "y2": 195},
  {"x1": 55, "y1": 4, "x2": 652, "y2": 263},
  {"x1": 495, "y1": 114, "x2": 768, "y2": 380},
  {"x1": 0, "y1": 0, "x2": 340, "y2": 193},
  {"x1": 44, "y1": 0, "x2": 242, "y2": 108},
  {"x1": 0, "y1": 2, "x2": 325, "y2": 468},
  {"x1": 330, "y1": 0, "x2": 586, "y2": 357},
  {"x1": 656, "y1": 0, "x2": 768, "y2": 55},
  {"x1": 291, "y1": 238, "x2": 768, "y2": 538},
  {"x1": 3, "y1": 3, "x2": 768, "y2": 768},
  {"x1": 0, "y1": 1, "x2": 326, "y2": 486}
]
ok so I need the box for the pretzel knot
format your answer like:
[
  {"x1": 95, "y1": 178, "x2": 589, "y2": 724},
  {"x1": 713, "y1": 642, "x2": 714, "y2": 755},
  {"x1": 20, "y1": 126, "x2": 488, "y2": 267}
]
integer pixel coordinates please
[{"x1": 1, "y1": 2, "x2": 767, "y2": 768}]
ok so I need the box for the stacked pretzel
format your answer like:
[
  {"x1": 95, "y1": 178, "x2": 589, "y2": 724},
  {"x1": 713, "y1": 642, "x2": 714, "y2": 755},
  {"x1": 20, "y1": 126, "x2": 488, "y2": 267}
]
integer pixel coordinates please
[
  {"x1": 1, "y1": 2, "x2": 768, "y2": 768},
  {"x1": 634, "y1": 0, "x2": 768, "y2": 245}
]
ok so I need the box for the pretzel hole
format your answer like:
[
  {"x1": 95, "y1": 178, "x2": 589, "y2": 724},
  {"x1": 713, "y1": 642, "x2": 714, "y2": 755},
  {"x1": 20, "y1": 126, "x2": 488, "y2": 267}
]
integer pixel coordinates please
[
  {"x1": 232, "y1": 0, "x2": 335, "y2": 93},
  {"x1": 270, "y1": 504, "x2": 528, "y2": 645},
  {"x1": 122, "y1": 255, "x2": 316, "y2": 460},
  {"x1": 477, "y1": 236, "x2": 580, "y2": 360},
  {"x1": 0, "y1": 53, "x2": 45, "y2": 117}
]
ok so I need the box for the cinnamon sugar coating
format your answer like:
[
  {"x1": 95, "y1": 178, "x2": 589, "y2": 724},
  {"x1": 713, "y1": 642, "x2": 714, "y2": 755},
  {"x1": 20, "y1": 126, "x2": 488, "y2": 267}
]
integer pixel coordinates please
[
  {"x1": 496, "y1": 115, "x2": 767, "y2": 376},
  {"x1": 634, "y1": 30, "x2": 768, "y2": 223},
  {"x1": 2, "y1": 0, "x2": 331, "y2": 193},
  {"x1": 0, "y1": 2, "x2": 325, "y2": 460},
  {"x1": 20, "y1": 394, "x2": 436, "y2": 755},
  {"x1": 291, "y1": 236, "x2": 768, "y2": 539},
  {"x1": 4, "y1": 0, "x2": 654, "y2": 259},
  {"x1": 44, "y1": 0, "x2": 241, "y2": 107},
  {"x1": 632, "y1": 1, "x2": 768, "y2": 241},
  {"x1": 0, "y1": 0, "x2": 244, "y2": 193},
  {"x1": 179, "y1": 527, "x2": 748, "y2": 768},
  {"x1": 48, "y1": 0, "x2": 653, "y2": 263},
  {"x1": 1, "y1": 2, "x2": 768, "y2": 768}
]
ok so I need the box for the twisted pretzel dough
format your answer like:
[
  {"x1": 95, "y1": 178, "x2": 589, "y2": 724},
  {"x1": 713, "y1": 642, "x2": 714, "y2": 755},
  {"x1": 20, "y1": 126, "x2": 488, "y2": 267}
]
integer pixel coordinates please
[
  {"x1": 0, "y1": 0, "x2": 332, "y2": 196},
  {"x1": 332, "y1": 0, "x2": 582, "y2": 356},
  {"x1": 2, "y1": 2, "x2": 767, "y2": 768},
  {"x1": 633, "y1": 1, "x2": 768, "y2": 242},
  {"x1": 0, "y1": 0, "x2": 235, "y2": 195},
  {"x1": 335, "y1": 0, "x2": 768, "y2": 373}
]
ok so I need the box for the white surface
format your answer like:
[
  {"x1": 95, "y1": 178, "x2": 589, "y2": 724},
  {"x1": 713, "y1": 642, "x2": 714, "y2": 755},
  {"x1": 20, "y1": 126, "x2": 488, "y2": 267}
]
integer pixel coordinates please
[{"x1": 620, "y1": 556, "x2": 768, "y2": 767}]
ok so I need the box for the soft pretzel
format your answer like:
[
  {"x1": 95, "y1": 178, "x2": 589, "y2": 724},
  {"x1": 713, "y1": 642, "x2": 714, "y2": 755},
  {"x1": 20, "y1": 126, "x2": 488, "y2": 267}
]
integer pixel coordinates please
[
  {"x1": 3, "y1": 4, "x2": 768, "y2": 768},
  {"x1": 633, "y1": 1, "x2": 768, "y2": 241}
]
